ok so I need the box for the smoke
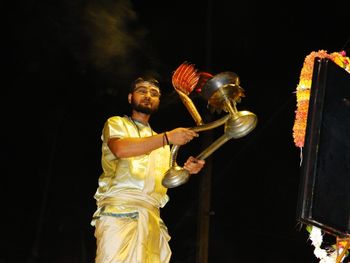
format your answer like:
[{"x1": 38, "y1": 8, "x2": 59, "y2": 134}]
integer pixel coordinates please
[{"x1": 83, "y1": 0, "x2": 159, "y2": 78}]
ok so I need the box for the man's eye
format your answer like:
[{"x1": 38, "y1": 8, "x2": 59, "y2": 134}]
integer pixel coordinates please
[
  {"x1": 135, "y1": 88, "x2": 147, "y2": 94},
  {"x1": 135, "y1": 87, "x2": 160, "y2": 97},
  {"x1": 150, "y1": 91, "x2": 160, "y2": 97}
]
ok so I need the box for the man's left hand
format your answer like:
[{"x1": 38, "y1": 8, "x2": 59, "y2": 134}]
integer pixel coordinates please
[{"x1": 183, "y1": 156, "x2": 205, "y2": 174}]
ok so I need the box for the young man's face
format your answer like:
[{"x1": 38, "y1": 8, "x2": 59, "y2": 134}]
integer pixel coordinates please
[{"x1": 129, "y1": 81, "x2": 161, "y2": 114}]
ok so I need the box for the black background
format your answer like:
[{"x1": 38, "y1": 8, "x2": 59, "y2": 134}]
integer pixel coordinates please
[{"x1": 4, "y1": 0, "x2": 349, "y2": 262}]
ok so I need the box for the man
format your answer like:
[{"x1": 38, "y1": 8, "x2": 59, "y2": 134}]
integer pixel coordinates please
[{"x1": 91, "y1": 76, "x2": 205, "y2": 263}]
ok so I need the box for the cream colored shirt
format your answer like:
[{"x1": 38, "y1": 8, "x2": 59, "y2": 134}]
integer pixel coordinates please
[{"x1": 91, "y1": 116, "x2": 171, "y2": 225}]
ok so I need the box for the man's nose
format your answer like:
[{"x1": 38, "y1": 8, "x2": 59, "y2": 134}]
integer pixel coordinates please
[{"x1": 141, "y1": 91, "x2": 152, "y2": 99}]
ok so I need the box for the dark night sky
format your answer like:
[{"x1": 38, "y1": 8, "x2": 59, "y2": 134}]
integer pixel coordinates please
[{"x1": 4, "y1": 0, "x2": 349, "y2": 262}]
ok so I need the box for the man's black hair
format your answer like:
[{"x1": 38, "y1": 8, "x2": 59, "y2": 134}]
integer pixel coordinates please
[{"x1": 130, "y1": 77, "x2": 160, "y2": 93}]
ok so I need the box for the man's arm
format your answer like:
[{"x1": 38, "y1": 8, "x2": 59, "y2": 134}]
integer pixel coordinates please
[{"x1": 108, "y1": 127, "x2": 199, "y2": 158}]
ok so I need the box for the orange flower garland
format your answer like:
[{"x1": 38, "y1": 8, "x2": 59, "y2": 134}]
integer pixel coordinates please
[{"x1": 293, "y1": 50, "x2": 350, "y2": 148}]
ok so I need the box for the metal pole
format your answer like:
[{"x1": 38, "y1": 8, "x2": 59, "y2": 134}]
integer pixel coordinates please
[
  {"x1": 196, "y1": 130, "x2": 213, "y2": 263},
  {"x1": 196, "y1": 1, "x2": 213, "y2": 261}
]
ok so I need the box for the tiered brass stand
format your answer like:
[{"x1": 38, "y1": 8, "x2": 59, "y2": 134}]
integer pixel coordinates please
[{"x1": 162, "y1": 69, "x2": 257, "y2": 188}]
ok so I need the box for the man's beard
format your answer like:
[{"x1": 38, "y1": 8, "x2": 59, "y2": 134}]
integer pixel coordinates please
[{"x1": 131, "y1": 100, "x2": 159, "y2": 114}]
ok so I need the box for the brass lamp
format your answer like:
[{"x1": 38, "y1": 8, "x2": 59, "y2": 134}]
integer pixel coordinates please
[{"x1": 162, "y1": 66, "x2": 257, "y2": 188}]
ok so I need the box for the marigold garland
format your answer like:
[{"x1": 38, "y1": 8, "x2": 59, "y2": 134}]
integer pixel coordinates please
[{"x1": 292, "y1": 50, "x2": 350, "y2": 148}]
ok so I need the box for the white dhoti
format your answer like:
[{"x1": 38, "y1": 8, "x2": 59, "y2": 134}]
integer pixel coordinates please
[{"x1": 94, "y1": 191, "x2": 171, "y2": 263}]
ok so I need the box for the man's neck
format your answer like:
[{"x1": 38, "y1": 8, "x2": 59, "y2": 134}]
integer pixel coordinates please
[{"x1": 131, "y1": 111, "x2": 150, "y2": 125}]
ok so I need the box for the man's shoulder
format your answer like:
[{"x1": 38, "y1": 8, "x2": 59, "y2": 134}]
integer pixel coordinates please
[
  {"x1": 107, "y1": 115, "x2": 123, "y2": 121},
  {"x1": 102, "y1": 116, "x2": 129, "y2": 138},
  {"x1": 105, "y1": 116, "x2": 131, "y2": 129},
  {"x1": 106, "y1": 115, "x2": 128, "y2": 123}
]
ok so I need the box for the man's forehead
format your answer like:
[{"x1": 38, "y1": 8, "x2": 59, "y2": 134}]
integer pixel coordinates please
[{"x1": 135, "y1": 81, "x2": 160, "y2": 90}]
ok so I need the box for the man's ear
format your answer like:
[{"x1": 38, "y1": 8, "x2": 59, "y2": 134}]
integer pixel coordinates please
[{"x1": 128, "y1": 93, "x2": 132, "y2": 104}]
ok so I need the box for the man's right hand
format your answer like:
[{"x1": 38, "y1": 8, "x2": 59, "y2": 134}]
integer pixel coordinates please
[{"x1": 167, "y1": 128, "x2": 199, "y2": 145}]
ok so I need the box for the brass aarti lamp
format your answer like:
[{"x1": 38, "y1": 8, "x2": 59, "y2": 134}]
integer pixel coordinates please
[{"x1": 162, "y1": 62, "x2": 257, "y2": 188}]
